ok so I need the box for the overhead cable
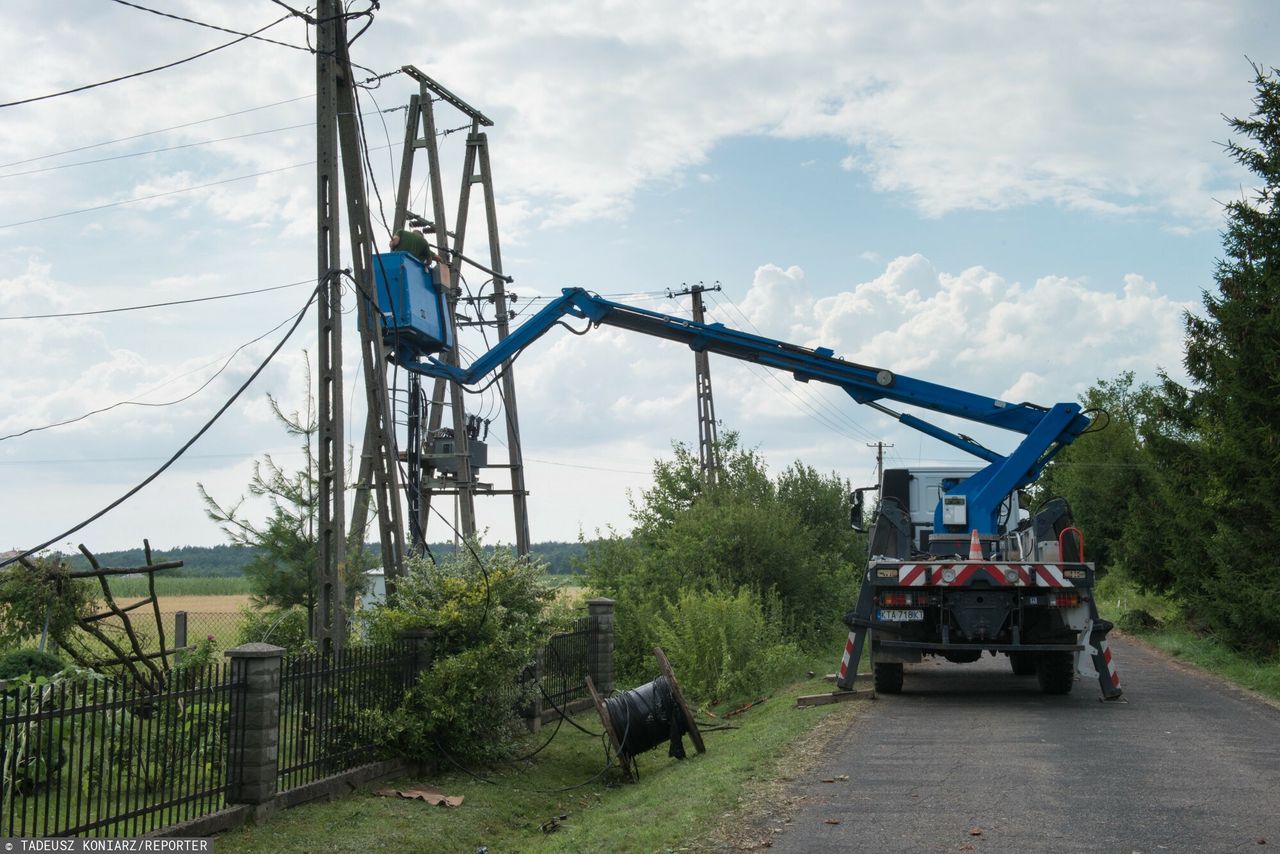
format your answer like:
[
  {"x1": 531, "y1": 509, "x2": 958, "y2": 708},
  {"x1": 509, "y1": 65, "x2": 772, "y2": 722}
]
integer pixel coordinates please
[
  {"x1": 108, "y1": 0, "x2": 311, "y2": 52},
  {"x1": 0, "y1": 141, "x2": 397, "y2": 230},
  {"x1": 0, "y1": 279, "x2": 323, "y2": 570},
  {"x1": 0, "y1": 307, "x2": 302, "y2": 442},
  {"x1": 0, "y1": 15, "x2": 293, "y2": 109},
  {"x1": 0, "y1": 123, "x2": 313, "y2": 179},
  {"x1": 0, "y1": 277, "x2": 312, "y2": 321},
  {"x1": 0, "y1": 95, "x2": 314, "y2": 169},
  {"x1": 0, "y1": 106, "x2": 399, "y2": 179}
]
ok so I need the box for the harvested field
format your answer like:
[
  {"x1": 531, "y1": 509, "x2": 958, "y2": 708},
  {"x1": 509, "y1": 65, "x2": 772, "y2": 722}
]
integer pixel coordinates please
[{"x1": 117, "y1": 594, "x2": 252, "y2": 614}]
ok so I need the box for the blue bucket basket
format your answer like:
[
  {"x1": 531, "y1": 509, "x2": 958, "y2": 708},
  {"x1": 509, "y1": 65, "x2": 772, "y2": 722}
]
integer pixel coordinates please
[{"x1": 371, "y1": 251, "x2": 453, "y2": 364}]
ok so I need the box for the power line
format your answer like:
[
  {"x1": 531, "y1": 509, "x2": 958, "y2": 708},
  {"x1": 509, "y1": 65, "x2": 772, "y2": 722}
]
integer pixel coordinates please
[
  {"x1": 0, "y1": 450, "x2": 302, "y2": 467},
  {"x1": 705, "y1": 291, "x2": 877, "y2": 444},
  {"x1": 0, "y1": 95, "x2": 314, "y2": 169},
  {"x1": 0, "y1": 15, "x2": 294, "y2": 109},
  {"x1": 0, "y1": 278, "x2": 313, "y2": 321},
  {"x1": 107, "y1": 0, "x2": 312, "y2": 52},
  {"x1": 0, "y1": 141, "x2": 397, "y2": 230},
  {"x1": 0, "y1": 122, "x2": 313, "y2": 179},
  {"x1": 0, "y1": 307, "x2": 301, "y2": 442},
  {"x1": 0, "y1": 279, "x2": 323, "y2": 570}
]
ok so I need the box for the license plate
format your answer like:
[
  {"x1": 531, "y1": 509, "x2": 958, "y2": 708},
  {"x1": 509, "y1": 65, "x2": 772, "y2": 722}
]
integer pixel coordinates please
[{"x1": 877, "y1": 608, "x2": 924, "y2": 622}]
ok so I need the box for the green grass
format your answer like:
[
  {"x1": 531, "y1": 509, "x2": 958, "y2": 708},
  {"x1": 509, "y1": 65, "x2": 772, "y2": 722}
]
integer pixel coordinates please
[
  {"x1": 1095, "y1": 571, "x2": 1280, "y2": 703},
  {"x1": 105, "y1": 576, "x2": 252, "y2": 598},
  {"x1": 215, "y1": 663, "x2": 854, "y2": 854}
]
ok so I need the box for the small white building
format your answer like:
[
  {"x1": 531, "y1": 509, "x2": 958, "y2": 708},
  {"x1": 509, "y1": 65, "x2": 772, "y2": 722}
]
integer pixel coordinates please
[{"x1": 359, "y1": 567, "x2": 387, "y2": 610}]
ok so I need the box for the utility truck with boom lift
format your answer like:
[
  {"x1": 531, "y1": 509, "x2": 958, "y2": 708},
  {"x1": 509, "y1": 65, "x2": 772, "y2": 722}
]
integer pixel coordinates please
[{"x1": 372, "y1": 250, "x2": 1123, "y2": 700}]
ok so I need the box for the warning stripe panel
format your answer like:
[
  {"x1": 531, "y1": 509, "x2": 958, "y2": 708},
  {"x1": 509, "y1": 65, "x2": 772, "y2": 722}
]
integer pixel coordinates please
[{"x1": 888, "y1": 563, "x2": 1078, "y2": 588}]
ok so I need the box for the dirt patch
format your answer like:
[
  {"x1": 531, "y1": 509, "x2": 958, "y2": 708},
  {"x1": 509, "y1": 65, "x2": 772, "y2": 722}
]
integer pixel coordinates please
[{"x1": 117, "y1": 594, "x2": 252, "y2": 614}]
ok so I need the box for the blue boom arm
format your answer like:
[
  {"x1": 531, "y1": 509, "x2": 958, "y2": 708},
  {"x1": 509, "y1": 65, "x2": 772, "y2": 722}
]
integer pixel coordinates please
[{"x1": 406, "y1": 287, "x2": 1090, "y2": 536}]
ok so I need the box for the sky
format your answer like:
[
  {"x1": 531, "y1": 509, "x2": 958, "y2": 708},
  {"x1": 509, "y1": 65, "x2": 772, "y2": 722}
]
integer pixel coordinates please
[{"x1": 0, "y1": 0, "x2": 1275, "y2": 554}]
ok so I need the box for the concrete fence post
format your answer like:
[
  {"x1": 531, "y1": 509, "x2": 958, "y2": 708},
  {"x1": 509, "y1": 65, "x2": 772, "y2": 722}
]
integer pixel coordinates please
[
  {"x1": 225, "y1": 643, "x2": 284, "y2": 807},
  {"x1": 586, "y1": 597, "x2": 615, "y2": 696},
  {"x1": 174, "y1": 611, "x2": 188, "y2": 665}
]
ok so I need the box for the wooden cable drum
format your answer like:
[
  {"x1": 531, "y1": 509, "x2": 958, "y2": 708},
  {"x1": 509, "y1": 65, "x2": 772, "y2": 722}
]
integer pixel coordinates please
[{"x1": 587, "y1": 646, "x2": 705, "y2": 781}]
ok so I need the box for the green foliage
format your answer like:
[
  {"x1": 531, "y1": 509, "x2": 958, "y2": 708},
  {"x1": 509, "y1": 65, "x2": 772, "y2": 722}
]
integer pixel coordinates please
[
  {"x1": 0, "y1": 556, "x2": 98, "y2": 654},
  {"x1": 654, "y1": 588, "x2": 805, "y2": 704},
  {"x1": 1035, "y1": 372, "x2": 1161, "y2": 574},
  {"x1": 234, "y1": 606, "x2": 313, "y2": 655},
  {"x1": 362, "y1": 543, "x2": 561, "y2": 762},
  {"x1": 582, "y1": 434, "x2": 861, "y2": 691},
  {"x1": 66, "y1": 544, "x2": 255, "y2": 578},
  {"x1": 0, "y1": 648, "x2": 67, "y2": 680},
  {"x1": 1116, "y1": 65, "x2": 1280, "y2": 654}
]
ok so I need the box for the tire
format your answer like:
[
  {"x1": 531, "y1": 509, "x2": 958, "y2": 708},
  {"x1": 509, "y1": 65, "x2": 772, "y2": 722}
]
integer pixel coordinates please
[
  {"x1": 1009, "y1": 653, "x2": 1036, "y2": 676},
  {"x1": 873, "y1": 662, "x2": 904, "y2": 694},
  {"x1": 1035, "y1": 652, "x2": 1075, "y2": 694}
]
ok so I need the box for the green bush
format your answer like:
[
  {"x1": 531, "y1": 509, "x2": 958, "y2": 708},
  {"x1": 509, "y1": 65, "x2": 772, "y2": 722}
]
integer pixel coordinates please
[
  {"x1": 654, "y1": 588, "x2": 805, "y2": 705},
  {"x1": 582, "y1": 435, "x2": 862, "y2": 686},
  {"x1": 362, "y1": 543, "x2": 561, "y2": 762},
  {"x1": 234, "y1": 605, "x2": 313, "y2": 655},
  {"x1": 0, "y1": 648, "x2": 67, "y2": 681}
]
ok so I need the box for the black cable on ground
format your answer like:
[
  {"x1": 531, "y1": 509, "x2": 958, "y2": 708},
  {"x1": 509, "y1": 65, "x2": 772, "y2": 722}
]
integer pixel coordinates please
[{"x1": 0, "y1": 278, "x2": 323, "y2": 570}]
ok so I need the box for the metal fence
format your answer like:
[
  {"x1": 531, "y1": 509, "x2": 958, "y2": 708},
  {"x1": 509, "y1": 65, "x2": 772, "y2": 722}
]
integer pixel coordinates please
[
  {"x1": 542, "y1": 619, "x2": 591, "y2": 711},
  {"x1": 277, "y1": 641, "x2": 417, "y2": 792},
  {"x1": 498, "y1": 619, "x2": 593, "y2": 720},
  {"x1": 0, "y1": 664, "x2": 243, "y2": 838}
]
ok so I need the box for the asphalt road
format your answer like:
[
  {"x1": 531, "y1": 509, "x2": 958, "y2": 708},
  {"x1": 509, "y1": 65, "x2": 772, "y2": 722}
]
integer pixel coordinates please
[{"x1": 770, "y1": 637, "x2": 1280, "y2": 853}]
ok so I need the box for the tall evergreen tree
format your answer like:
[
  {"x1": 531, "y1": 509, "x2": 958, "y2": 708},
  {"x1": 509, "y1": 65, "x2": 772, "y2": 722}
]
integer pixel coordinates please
[{"x1": 1146, "y1": 63, "x2": 1280, "y2": 653}]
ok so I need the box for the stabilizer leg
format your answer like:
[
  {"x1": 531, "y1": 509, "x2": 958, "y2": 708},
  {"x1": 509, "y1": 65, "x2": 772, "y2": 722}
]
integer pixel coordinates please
[
  {"x1": 836, "y1": 579, "x2": 876, "y2": 691},
  {"x1": 1087, "y1": 600, "x2": 1123, "y2": 700}
]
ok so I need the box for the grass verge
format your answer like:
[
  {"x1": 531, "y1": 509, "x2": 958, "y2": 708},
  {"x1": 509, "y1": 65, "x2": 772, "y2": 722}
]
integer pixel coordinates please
[
  {"x1": 1095, "y1": 571, "x2": 1280, "y2": 703},
  {"x1": 216, "y1": 665, "x2": 860, "y2": 854}
]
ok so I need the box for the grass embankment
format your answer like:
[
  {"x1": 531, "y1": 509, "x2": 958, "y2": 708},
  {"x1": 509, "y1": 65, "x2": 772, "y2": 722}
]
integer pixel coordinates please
[
  {"x1": 216, "y1": 662, "x2": 859, "y2": 854},
  {"x1": 1095, "y1": 572, "x2": 1280, "y2": 702}
]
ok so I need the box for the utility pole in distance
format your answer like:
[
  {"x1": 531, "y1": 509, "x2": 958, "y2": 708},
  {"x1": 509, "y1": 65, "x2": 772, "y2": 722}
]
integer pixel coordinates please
[
  {"x1": 669, "y1": 282, "x2": 723, "y2": 485},
  {"x1": 867, "y1": 441, "x2": 894, "y2": 483}
]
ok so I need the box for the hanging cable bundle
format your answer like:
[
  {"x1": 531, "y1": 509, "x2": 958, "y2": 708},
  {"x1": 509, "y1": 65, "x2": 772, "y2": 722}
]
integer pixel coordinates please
[{"x1": 604, "y1": 675, "x2": 690, "y2": 760}]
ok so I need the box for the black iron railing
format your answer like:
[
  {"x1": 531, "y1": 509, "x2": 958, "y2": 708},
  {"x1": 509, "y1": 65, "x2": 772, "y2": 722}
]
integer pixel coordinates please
[
  {"x1": 542, "y1": 619, "x2": 591, "y2": 710},
  {"x1": 276, "y1": 642, "x2": 417, "y2": 792},
  {"x1": 0, "y1": 664, "x2": 242, "y2": 838}
]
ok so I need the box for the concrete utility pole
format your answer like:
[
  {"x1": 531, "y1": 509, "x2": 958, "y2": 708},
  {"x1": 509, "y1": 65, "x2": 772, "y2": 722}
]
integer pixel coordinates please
[
  {"x1": 669, "y1": 282, "x2": 723, "y2": 485},
  {"x1": 313, "y1": 0, "x2": 346, "y2": 652},
  {"x1": 319, "y1": 0, "x2": 407, "y2": 604}
]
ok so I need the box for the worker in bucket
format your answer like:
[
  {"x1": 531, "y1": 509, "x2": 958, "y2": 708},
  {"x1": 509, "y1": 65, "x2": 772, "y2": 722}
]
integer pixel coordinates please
[{"x1": 389, "y1": 229, "x2": 436, "y2": 264}]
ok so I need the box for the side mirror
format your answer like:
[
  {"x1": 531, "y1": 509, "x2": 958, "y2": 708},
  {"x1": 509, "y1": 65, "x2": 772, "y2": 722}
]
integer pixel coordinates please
[{"x1": 849, "y1": 488, "x2": 873, "y2": 533}]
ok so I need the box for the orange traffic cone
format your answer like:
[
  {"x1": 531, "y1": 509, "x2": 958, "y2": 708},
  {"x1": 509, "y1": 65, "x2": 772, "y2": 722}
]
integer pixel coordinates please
[{"x1": 968, "y1": 529, "x2": 983, "y2": 560}]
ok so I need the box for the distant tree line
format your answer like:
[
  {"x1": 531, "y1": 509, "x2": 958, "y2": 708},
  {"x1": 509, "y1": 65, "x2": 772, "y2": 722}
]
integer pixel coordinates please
[
  {"x1": 1036, "y1": 64, "x2": 1280, "y2": 657},
  {"x1": 66, "y1": 540, "x2": 590, "y2": 578}
]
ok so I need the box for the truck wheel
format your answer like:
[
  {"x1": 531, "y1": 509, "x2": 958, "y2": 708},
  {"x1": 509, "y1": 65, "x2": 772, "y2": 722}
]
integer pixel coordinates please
[
  {"x1": 873, "y1": 662, "x2": 904, "y2": 694},
  {"x1": 1035, "y1": 652, "x2": 1075, "y2": 694},
  {"x1": 1009, "y1": 653, "x2": 1036, "y2": 676}
]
